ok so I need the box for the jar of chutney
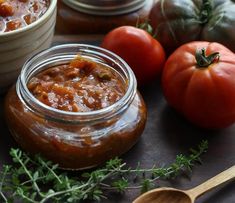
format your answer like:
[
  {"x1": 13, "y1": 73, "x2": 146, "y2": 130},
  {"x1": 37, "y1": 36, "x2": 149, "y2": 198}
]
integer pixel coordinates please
[
  {"x1": 56, "y1": 0, "x2": 155, "y2": 34},
  {"x1": 5, "y1": 44, "x2": 147, "y2": 170}
]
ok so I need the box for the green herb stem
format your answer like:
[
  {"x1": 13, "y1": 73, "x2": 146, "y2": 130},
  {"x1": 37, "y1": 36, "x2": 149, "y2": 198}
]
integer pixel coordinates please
[
  {"x1": 0, "y1": 140, "x2": 208, "y2": 202},
  {"x1": 40, "y1": 183, "x2": 89, "y2": 203},
  {"x1": 0, "y1": 166, "x2": 9, "y2": 203},
  {"x1": 12, "y1": 151, "x2": 44, "y2": 198},
  {"x1": 37, "y1": 157, "x2": 62, "y2": 184}
]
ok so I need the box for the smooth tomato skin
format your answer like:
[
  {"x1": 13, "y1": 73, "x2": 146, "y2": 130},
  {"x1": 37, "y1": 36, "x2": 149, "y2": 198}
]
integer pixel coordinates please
[
  {"x1": 162, "y1": 41, "x2": 235, "y2": 129},
  {"x1": 101, "y1": 26, "x2": 166, "y2": 85}
]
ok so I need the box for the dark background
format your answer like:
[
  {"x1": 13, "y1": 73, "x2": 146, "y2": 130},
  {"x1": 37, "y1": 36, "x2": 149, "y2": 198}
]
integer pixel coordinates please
[{"x1": 0, "y1": 36, "x2": 234, "y2": 203}]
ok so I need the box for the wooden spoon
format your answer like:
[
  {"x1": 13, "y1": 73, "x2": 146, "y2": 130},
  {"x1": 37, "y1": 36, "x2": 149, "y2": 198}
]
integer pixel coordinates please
[{"x1": 133, "y1": 165, "x2": 235, "y2": 203}]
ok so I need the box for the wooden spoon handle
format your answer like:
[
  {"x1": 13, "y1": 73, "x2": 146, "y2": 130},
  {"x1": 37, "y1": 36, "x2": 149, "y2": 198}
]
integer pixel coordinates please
[{"x1": 187, "y1": 165, "x2": 235, "y2": 200}]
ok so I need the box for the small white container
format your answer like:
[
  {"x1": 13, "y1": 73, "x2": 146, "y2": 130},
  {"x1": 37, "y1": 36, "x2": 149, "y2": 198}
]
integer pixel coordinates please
[{"x1": 0, "y1": 0, "x2": 57, "y2": 93}]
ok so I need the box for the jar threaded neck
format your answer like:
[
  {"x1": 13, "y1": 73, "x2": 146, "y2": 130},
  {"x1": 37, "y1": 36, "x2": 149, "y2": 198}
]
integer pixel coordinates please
[{"x1": 17, "y1": 44, "x2": 137, "y2": 124}]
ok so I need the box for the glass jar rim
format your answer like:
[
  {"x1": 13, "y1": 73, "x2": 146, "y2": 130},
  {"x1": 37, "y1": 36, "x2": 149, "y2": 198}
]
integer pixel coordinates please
[
  {"x1": 18, "y1": 44, "x2": 137, "y2": 123},
  {"x1": 62, "y1": 0, "x2": 146, "y2": 16}
]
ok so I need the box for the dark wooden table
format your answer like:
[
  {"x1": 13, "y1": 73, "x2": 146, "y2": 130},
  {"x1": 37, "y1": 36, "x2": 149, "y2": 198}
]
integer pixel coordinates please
[{"x1": 1, "y1": 35, "x2": 235, "y2": 203}]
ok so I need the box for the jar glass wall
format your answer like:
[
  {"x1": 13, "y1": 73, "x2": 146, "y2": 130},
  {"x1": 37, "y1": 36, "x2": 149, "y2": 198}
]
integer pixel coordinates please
[{"x1": 5, "y1": 44, "x2": 147, "y2": 170}]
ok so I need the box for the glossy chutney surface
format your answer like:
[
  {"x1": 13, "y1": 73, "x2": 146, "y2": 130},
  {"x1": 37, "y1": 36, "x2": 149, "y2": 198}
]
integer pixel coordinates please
[{"x1": 0, "y1": 0, "x2": 49, "y2": 32}]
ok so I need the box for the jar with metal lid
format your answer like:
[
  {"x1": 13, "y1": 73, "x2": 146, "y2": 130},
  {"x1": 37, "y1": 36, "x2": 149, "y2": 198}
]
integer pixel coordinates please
[
  {"x1": 56, "y1": 0, "x2": 155, "y2": 34},
  {"x1": 5, "y1": 44, "x2": 147, "y2": 170}
]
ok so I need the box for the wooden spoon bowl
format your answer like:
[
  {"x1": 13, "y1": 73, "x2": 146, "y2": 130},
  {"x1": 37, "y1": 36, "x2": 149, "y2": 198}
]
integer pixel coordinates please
[
  {"x1": 134, "y1": 188, "x2": 192, "y2": 203},
  {"x1": 133, "y1": 165, "x2": 235, "y2": 203}
]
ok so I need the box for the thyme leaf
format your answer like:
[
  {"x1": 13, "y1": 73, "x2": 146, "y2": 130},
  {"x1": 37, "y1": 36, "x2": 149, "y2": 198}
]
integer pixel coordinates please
[{"x1": 0, "y1": 140, "x2": 208, "y2": 202}]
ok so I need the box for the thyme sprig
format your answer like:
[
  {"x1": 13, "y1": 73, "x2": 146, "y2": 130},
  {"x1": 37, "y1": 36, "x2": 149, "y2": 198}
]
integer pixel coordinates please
[{"x1": 0, "y1": 140, "x2": 208, "y2": 203}]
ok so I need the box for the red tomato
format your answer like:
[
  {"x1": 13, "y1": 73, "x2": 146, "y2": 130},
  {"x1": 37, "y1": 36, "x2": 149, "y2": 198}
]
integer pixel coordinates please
[
  {"x1": 101, "y1": 26, "x2": 166, "y2": 85},
  {"x1": 162, "y1": 41, "x2": 235, "y2": 129}
]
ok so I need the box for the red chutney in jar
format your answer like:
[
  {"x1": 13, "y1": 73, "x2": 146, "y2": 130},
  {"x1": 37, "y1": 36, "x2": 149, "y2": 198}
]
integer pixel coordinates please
[
  {"x1": 5, "y1": 52, "x2": 147, "y2": 170},
  {"x1": 0, "y1": 0, "x2": 49, "y2": 32},
  {"x1": 28, "y1": 55, "x2": 126, "y2": 112}
]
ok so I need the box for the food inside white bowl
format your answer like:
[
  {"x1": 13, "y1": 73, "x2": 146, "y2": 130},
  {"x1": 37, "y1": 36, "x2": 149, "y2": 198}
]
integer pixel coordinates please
[{"x1": 0, "y1": 0, "x2": 57, "y2": 93}]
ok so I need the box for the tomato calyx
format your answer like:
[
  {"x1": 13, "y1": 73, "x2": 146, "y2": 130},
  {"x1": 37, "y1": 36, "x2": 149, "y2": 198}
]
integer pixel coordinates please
[
  {"x1": 195, "y1": 48, "x2": 220, "y2": 68},
  {"x1": 199, "y1": 0, "x2": 212, "y2": 24},
  {"x1": 137, "y1": 20, "x2": 156, "y2": 37}
]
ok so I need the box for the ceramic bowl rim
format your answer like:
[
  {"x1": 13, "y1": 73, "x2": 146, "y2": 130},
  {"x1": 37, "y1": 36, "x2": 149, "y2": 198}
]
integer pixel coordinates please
[{"x1": 0, "y1": 0, "x2": 57, "y2": 37}]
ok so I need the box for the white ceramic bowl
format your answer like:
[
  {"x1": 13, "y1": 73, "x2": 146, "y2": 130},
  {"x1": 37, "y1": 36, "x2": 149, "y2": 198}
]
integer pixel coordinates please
[{"x1": 0, "y1": 0, "x2": 57, "y2": 93}]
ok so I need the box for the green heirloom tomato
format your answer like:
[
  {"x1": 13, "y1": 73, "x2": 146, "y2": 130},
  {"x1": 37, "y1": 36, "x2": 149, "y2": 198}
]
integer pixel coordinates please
[{"x1": 149, "y1": 0, "x2": 235, "y2": 53}]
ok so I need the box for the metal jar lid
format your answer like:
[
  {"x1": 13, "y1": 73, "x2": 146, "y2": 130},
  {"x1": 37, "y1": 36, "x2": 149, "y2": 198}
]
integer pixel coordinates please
[{"x1": 62, "y1": 0, "x2": 146, "y2": 16}]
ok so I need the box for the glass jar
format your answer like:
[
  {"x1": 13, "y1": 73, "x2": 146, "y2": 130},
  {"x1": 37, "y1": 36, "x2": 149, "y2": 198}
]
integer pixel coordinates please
[
  {"x1": 5, "y1": 44, "x2": 147, "y2": 170},
  {"x1": 56, "y1": 0, "x2": 155, "y2": 34}
]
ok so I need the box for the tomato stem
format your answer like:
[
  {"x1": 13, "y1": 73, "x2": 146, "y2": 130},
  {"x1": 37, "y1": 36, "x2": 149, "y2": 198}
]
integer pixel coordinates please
[
  {"x1": 136, "y1": 19, "x2": 156, "y2": 37},
  {"x1": 195, "y1": 48, "x2": 220, "y2": 68},
  {"x1": 200, "y1": 0, "x2": 212, "y2": 24}
]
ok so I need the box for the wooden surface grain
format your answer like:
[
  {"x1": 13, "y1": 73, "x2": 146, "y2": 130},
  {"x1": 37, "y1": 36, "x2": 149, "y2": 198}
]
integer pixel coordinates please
[{"x1": 0, "y1": 35, "x2": 235, "y2": 203}]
